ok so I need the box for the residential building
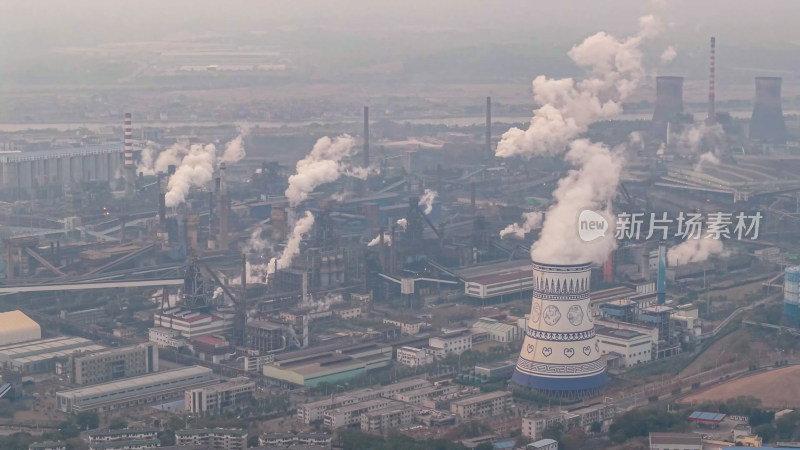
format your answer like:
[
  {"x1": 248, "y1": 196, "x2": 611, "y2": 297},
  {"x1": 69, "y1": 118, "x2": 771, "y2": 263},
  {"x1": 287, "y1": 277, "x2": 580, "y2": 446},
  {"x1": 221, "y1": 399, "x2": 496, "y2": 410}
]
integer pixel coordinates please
[
  {"x1": 324, "y1": 398, "x2": 397, "y2": 428},
  {"x1": 87, "y1": 428, "x2": 159, "y2": 450},
  {"x1": 185, "y1": 377, "x2": 255, "y2": 415},
  {"x1": 28, "y1": 442, "x2": 66, "y2": 450},
  {"x1": 392, "y1": 384, "x2": 458, "y2": 405},
  {"x1": 174, "y1": 429, "x2": 247, "y2": 450},
  {"x1": 596, "y1": 326, "x2": 653, "y2": 368},
  {"x1": 332, "y1": 306, "x2": 361, "y2": 320},
  {"x1": 60, "y1": 308, "x2": 108, "y2": 327},
  {"x1": 259, "y1": 433, "x2": 331, "y2": 448},
  {"x1": 396, "y1": 346, "x2": 433, "y2": 367},
  {"x1": 382, "y1": 319, "x2": 424, "y2": 335},
  {"x1": 68, "y1": 343, "x2": 158, "y2": 386},
  {"x1": 522, "y1": 403, "x2": 618, "y2": 440},
  {"x1": 648, "y1": 432, "x2": 702, "y2": 450},
  {"x1": 56, "y1": 366, "x2": 214, "y2": 413},
  {"x1": 429, "y1": 329, "x2": 472, "y2": 358},
  {"x1": 243, "y1": 354, "x2": 274, "y2": 373},
  {"x1": 471, "y1": 318, "x2": 521, "y2": 343},
  {"x1": 450, "y1": 391, "x2": 510, "y2": 420},
  {"x1": 147, "y1": 327, "x2": 185, "y2": 349},
  {"x1": 361, "y1": 404, "x2": 415, "y2": 431},
  {"x1": 526, "y1": 439, "x2": 558, "y2": 450}
]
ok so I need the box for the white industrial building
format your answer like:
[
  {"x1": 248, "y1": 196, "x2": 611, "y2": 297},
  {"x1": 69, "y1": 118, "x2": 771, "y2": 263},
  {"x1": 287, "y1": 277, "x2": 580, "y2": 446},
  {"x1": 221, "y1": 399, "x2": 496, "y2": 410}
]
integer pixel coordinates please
[
  {"x1": 56, "y1": 366, "x2": 214, "y2": 413},
  {"x1": 0, "y1": 311, "x2": 40, "y2": 346},
  {"x1": 471, "y1": 317, "x2": 521, "y2": 343},
  {"x1": 396, "y1": 346, "x2": 433, "y2": 367},
  {"x1": 0, "y1": 336, "x2": 105, "y2": 374},
  {"x1": 185, "y1": 377, "x2": 255, "y2": 415},
  {"x1": 595, "y1": 327, "x2": 653, "y2": 368},
  {"x1": 428, "y1": 329, "x2": 472, "y2": 358},
  {"x1": 153, "y1": 308, "x2": 235, "y2": 339}
]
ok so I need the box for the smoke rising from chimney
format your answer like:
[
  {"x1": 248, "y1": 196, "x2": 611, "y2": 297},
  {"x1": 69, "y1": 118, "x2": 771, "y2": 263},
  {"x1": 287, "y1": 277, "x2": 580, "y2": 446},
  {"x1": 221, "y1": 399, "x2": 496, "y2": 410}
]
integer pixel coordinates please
[
  {"x1": 165, "y1": 143, "x2": 217, "y2": 207},
  {"x1": 266, "y1": 211, "x2": 315, "y2": 275},
  {"x1": 418, "y1": 189, "x2": 437, "y2": 215},
  {"x1": 396, "y1": 218, "x2": 407, "y2": 231},
  {"x1": 285, "y1": 135, "x2": 356, "y2": 207},
  {"x1": 500, "y1": 211, "x2": 543, "y2": 239},
  {"x1": 368, "y1": 233, "x2": 391, "y2": 247},
  {"x1": 668, "y1": 236, "x2": 724, "y2": 266},
  {"x1": 496, "y1": 15, "x2": 663, "y2": 158},
  {"x1": 660, "y1": 45, "x2": 677, "y2": 64}
]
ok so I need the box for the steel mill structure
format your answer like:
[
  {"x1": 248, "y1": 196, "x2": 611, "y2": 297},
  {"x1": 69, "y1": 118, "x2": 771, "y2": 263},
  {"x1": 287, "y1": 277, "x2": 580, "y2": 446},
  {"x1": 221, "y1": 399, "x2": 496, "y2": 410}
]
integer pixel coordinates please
[
  {"x1": 652, "y1": 76, "x2": 684, "y2": 124},
  {"x1": 750, "y1": 76, "x2": 787, "y2": 145},
  {"x1": 512, "y1": 261, "x2": 607, "y2": 399}
]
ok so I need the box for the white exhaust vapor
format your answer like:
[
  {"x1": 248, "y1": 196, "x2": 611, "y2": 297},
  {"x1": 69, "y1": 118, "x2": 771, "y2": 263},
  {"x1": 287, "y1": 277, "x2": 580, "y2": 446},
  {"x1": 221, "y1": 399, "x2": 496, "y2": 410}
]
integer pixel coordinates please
[
  {"x1": 266, "y1": 211, "x2": 315, "y2": 275},
  {"x1": 418, "y1": 189, "x2": 437, "y2": 215},
  {"x1": 496, "y1": 15, "x2": 663, "y2": 159},
  {"x1": 396, "y1": 218, "x2": 408, "y2": 231},
  {"x1": 668, "y1": 237, "x2": 724, "y2": 266},
  {"x1": 500, "y1": 211, "x2": 543, "y2": 239},
  {"x1": 368, "y1": 233, "x2": 391, "y2": 247},
  {"x1": 165, "y1": 143, "x2": 217, "y2": 207},
  {"x1": 496, "y1": 15, "x2": 663, "y2": 265},
  {"x1": 285, "y1": 135, "x2": 356, "y2": 207}
]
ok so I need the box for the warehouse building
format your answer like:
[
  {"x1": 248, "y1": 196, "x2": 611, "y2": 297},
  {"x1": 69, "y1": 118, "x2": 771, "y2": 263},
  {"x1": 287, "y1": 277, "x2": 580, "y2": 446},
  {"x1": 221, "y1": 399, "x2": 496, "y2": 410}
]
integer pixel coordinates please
[
  {"x1": 56, "y1": 366, "x2": 214, "y2": 413},
  {"x1": 459, "y1": 260, "x2": 533, "y2": 300},
  {"x1": 262, "y1": 343, "x2": 391, "y2": 387},
  {"x1": 0, "y1": 336, "x2": 105, "y2": 374},
  {"x1": 0, "y1": 310, "x2": 41, "y2": 346},
  {"x1": 68, "y1": 343, "x2": 158, "y2": 386},
  {"x1": 185, "y1": 377, "x2": 255, "y2": 415}
]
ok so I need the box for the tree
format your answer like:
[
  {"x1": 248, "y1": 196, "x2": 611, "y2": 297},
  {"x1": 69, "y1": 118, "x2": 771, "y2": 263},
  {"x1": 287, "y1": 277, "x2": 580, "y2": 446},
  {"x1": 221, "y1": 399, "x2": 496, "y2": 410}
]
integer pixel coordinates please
[
  {"x1": 475, "y1": 443, "x2": 494, "y2": 450},
  {"x1": 542, "y1": 422, "x2": 565, "y2": 441},
  {"x1": 754, "y1": 423, "x2": 776, "y2": 443},
  {"x1": 561, "y1": 427, "x2": 587, "y2": 450},
  {"x1": 158, "y1": 430, "x2": 175, "y2": 447},
  {"x1": 76, "y1": 411, "x2": 99, "y2": 430},
  {"x1": 247, "y1": 434, "x2": 259, "y2": 447},
  {"x1": 65, "y1": 437, "x2": 89, "y2": 450},
  {"x1": 109, "y1": 417, "x2": 127, "y2": 430},
  {"x1": 590, "y1": 421, "x2": 602, "y2": 433}
]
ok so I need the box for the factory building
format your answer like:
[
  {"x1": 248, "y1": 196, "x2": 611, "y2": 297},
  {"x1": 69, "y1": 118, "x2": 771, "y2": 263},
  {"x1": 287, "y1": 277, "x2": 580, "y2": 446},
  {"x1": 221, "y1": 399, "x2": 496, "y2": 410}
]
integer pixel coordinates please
[
  {"x1": 0, "y1": 144, "x2": 123, "y2": 192},
  {"x1": 174, "y1": 428, "x2": 247, "y2": 450},
  {"x1": 153, "y1": 308, "x2": 235, "y2": 339},
  {"x1": 595, "y1": 327, "x2": 653, "y2": 368},
  {"x1": 245, "y1": 320, "x2": 285, "y2": 353},
  {"x1": 459, "y1": 260, "x2": 534, "y2": 299},
  {"x1": 450, "y1": 391, "x2": 511, "y2": 420},
  {"x1": 471, "y1": 317, "x2": 521, "y2": 343},
  {"x1": 0, "y1": 311, "x2": 41, "y2": 346},
  {"x1": 56, "y1": 366, "x2": 214, "y2": 413},
  {"x1": 396, "y1": 346, "x2": 433, "y2": 367},
  {"x1": 428, "y1": 329, "x2": 472, "y2": 358},
  {"x1": 185, "y1": 377, "x2": 255, "y2": 415},
  {"x1": 0, "y1": 336, "x2": 105, "y2": 374},
  {"x1": 67, "y1": 342, "x2": 158, "y2": 386},
  {"x1": 262, "y1": 343, "x2": 392, "y2": 387},
  {"x1": 512, "y1": 262, "x2": 607, "y2": 399}
]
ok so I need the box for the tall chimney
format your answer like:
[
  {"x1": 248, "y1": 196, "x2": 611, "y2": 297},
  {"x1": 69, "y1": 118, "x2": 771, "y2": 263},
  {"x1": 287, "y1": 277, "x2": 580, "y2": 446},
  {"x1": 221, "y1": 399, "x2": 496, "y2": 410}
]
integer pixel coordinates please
[
  {"x1": 750, "y1": 77, "x2": 787, "y2": 145},
  {"x1": 124, "y1": 113, "x2": 134, "y2": 196},
  {"x1": 217, "y1": 163, "x2": 229, "y2": 249},
  {"x1": 485, "y1": 96, "x2": 492, "y2": 156},
  {"x1": 363, "y1": 106, "x2": 370, "y2": 167},
  {"x1": 657, "y1": 242, "x2": 667, "y2": 305},
  {"x1": 706, "y1": 37, "x2": 716, "y2": 125},
  {"x1": 470, "y1": 182, "x2": 476, "y2": 214},
  {"x1": 240, "y1": 253, "x2": 247, "y2": 346}
]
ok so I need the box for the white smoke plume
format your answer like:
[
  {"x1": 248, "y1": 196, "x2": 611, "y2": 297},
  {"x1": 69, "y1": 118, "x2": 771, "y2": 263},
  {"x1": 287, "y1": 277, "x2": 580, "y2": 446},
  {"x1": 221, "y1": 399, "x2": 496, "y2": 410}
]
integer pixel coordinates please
[
  {"x1": 368, "y1": 232, "x2": 392, "y2": 247},
  {"x1": 331, "y1": 191, "x2": 350, "y2": 202},
  {"x1": 298, "y1": 293, "x2": 344, "y2": 314},
  {"x1": 531, "y1": 140, "x2": 624, "y2": 265},
  {"x1": 660, "y1": 45, "x2": 677, "y2": 64},
  {"x1": 678, "y1": 122, "x2": 723, "y2": 154},
  {"x1": 419, "y1": 189, "x2": 438, "y2": 215},
  {"x1": 693, "y1": 152, "x2": 721, "y2": 172},
  {"x1": 285, "y1": 135, "x2": 355, "y2": 207},
  {"x1": 668, "y1": 237, "x2": 724, "y2": 266},
  {"x1": 165, "y1": 143, "x2": 217, "y2": 207},
  {"x1": 221, "y1": 132, "x2": 246, "y2": 163},
  {"x1": 137, "y1": 143, "x2": 158, "y2": 176},
  {"x1": 242, "y1": 226, "x2": 271, "y2": 254},
  {"x1": 396, "y1": 218, "x2": 408, "y2": 231},
  {"x1": 266, "y1": 211, "x2": 315, "y2": 275},
  {"x1": 500, "y1": 211, "x2": 543, "y2": 239},
  {"x1": 496, "y1": 15, "x2": 662, "y2": 158},
  {"x1": 345, "y1": 164, "x2": 380, "y2": 180}
]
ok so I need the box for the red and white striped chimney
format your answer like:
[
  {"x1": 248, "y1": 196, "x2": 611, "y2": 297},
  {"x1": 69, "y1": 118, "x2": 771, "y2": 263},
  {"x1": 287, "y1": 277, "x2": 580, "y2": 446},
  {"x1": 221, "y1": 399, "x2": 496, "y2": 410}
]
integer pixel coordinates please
[{"x1": 124, "y1": 112, "x2": 133, "y2": 168}]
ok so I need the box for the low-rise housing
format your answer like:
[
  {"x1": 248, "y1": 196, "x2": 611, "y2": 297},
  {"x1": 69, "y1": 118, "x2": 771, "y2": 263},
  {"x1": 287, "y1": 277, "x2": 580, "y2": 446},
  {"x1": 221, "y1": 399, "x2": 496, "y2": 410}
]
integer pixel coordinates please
[
  {"x1": 361, "y1": 404, "x2": 416, "y2": 432},
  {"x1": 185, "y1": 377, "x2": 255, "y2": 415},
  {"x1": 396, "y1": 346, "x2": 433, "y2": 367},
  {"x1": 429, "y1": 328, "x2": 472, "y2": 358},
  {"x1": 450, "y1": 391, "x2": 510, "y2": 420},
  {"x1": 174, "y1": 428, "x2": 247, "y2": 450}
]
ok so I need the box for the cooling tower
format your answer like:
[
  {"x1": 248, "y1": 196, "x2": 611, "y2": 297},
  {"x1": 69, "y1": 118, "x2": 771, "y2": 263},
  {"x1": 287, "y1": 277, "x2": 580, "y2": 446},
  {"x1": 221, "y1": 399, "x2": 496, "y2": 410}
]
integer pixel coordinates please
[
  {"x1": 512, "y1": 261, "x2": 607, "y2": 399},
  {"x1": 652, "y1": 76, "x2": 684, "y2": 124},
  {"x1": 749, "y1": 77, "x2": 787, "y2": 145}
]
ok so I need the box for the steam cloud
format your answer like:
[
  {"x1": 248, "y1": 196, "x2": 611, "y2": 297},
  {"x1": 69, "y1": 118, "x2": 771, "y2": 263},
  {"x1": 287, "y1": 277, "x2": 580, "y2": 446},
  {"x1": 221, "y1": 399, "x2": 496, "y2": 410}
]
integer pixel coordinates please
[
  {"x1": 298, "y1": 293, "x2": 344, "y2": 314},
  {"x1": 660, "y1": 46, "x2": 677, "y2": 64},
  {"x1": 266, "y1": 211, "x2": 315, "y2": 275},
  {"x1": 668, "y1": 237, "x2": 724, "y2": 266},
  {"x1": 368, "y1": 232, "x2": 392, "y2": 247},
  {"x1": 496, "y1": 15, "x2": 663, "y2": 158},
  {"x1": 285, "y1": 135, "x2": 356, "y2": 207},
  {"x1": 396, "y1": 218, "x2": 408, "y2": 231},
  {"x1": 165, "y1": 143, "x2": 217, "y2": 207},
  {"x1": 419, "y1": 189, "x2": 438, "y2": 215},
  {"x1": 496, "y1": 15, "x2": 661, "y2": 264},
  {"x1": 694, "y1": 152, "x2": 721, "y2": 172},
  {"x1": 500, "y1": 211, "x2": 543, "y2": 239}
]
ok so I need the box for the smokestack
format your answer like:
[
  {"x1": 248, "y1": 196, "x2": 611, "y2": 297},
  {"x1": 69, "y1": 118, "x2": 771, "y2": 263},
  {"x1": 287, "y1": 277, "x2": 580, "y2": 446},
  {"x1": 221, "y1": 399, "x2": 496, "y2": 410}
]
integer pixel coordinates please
[
  {"x1": 241, "y1": 253, "x2": 247, "y2": 346},
  {"x1": 158, "y1": 193, "x2": 166, "y2": 230},
  {"x1": 207, "y1": 192, "x2": 216, "y2": 250},
  {"x1": 217, "y1": 163, "x2": 229, "y2": 249},
  {"x1": 124, "y1": 113, "x2": 134, "y2": 196},
  {"x1": 486, "y1": 96, "x2": 492, "y2": 156},
  {"x1": 706, "y1": 37, "x2": 716, "y2": 125},
  {"x1": 657, "y1": 242, "x2": 667, "y2": 305},
  {"x1": 470, "y1": 182, "x2": 476, "y2": 214},
  {"x1": 652, "y1": 76, "x2": 684, "y2": 124},
  {"x1": 363, "y1": 106, "x2": 370, "y2": 167},
  {"x1": 750, "y1": 77, "x2": 787, "y2": 145}
]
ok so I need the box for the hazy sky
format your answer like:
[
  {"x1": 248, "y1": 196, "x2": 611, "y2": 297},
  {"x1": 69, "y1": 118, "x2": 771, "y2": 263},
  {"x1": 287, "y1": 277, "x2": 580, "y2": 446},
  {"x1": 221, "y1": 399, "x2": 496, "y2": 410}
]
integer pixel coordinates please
[{"x1": 0, "y1": 1, "x2": 798, "y2": 85}]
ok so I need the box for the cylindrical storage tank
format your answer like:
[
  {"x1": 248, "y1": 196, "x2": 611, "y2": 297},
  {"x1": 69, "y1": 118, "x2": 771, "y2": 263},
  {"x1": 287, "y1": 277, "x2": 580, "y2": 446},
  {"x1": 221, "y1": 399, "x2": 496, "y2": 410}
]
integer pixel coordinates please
[
  {"x1": 750, "y1": 77, "x2": 787, "y2": 144},
  {"x1": 784, "y1": 266, "x2": 800, "y2": 321},
  {"x1": 512, "y1": 261, "x2": 607, "y2": 399}
]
